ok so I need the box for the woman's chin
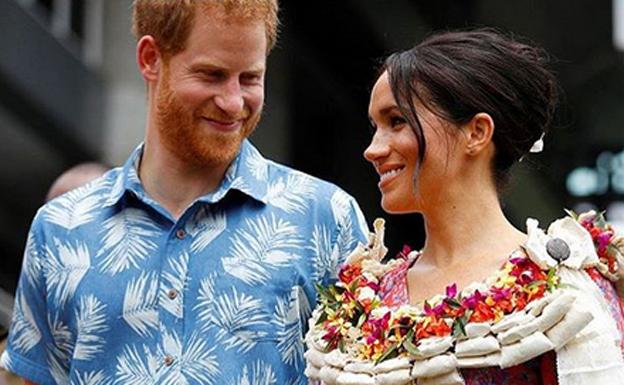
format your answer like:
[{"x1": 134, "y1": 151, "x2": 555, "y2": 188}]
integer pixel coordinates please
[{"x1": 381, "y1": 197, "x2": 418, "y2": 214}]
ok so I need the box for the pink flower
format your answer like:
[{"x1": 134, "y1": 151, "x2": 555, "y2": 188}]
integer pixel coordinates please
[
  {"x1": 364, "y1": 312, "x2": 391, "y2": 345},
  {"x1": 462, "y1": 290, "x2": 484, "y2": 310},
  {"x1": 491, "y1": 287, "x2": 511, "y2": 302},
  {"x1": 395, "y1": 245, "x2": 412, "y2": 260},
  {"x1": 446, "y1": 284, "x2": 458, "y2": 299},
  {"x1": 597, "y1": 232, "x2": 612, "y2": 250},
  {"x1": 366, "y1": 281, "x2": 380, "y2": 292},
  {"x1": 423, "y1": 301, "x2": 445, "y2": 317}
]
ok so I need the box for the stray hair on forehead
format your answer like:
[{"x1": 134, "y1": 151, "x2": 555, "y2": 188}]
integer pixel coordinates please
[{"x1": 380, "y1": 28, "x2": 558, "y2": 192}]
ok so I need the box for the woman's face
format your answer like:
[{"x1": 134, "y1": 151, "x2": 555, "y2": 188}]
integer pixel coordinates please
[{"x1": 364, "y1": 71, "x2": 459, "y2": 213}]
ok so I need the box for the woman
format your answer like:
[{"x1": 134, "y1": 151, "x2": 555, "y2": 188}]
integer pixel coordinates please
[{"x1": 304, "y1": 29, "x2": 624, "y2": 385}]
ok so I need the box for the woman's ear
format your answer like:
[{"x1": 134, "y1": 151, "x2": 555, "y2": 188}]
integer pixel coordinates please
[
  {"x1": 463, "y1": 112, "x2": 494, "y2": 156},
  {"x1": 136, "y1": 35, "x2": 162, "y2": 83}
]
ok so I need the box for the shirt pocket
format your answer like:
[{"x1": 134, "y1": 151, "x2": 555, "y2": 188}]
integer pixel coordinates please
[{"x1": 191, "y1": 270, "x2": 300, "y2": 348}]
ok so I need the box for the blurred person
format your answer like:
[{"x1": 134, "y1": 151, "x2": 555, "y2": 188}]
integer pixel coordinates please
[
  {"x1": 45, "y1": 162, "x2": 110, "y2": 201},
  {"x1": 305, "y1": 29, "x2": 624, "y2": 384},
  {"x1": 0, "y1": 163, "x2": 107, "y2": 385},
  {"x1": 0, "y1": 1, "x2": 368, "y2": 384}
]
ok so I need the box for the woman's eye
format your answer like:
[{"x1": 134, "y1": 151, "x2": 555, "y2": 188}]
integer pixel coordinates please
[{"x1": 390, "y1": 116, "x2": 407, "y2": 127}]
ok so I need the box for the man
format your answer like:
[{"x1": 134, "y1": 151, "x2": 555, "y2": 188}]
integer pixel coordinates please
[{"x1": 0, "y1": 1, "x2": 368, "y2": 384}]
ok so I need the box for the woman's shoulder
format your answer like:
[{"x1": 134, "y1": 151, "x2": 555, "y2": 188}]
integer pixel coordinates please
[{"x1": 523, "y1": 209, "x2": 624, "y2": 283}]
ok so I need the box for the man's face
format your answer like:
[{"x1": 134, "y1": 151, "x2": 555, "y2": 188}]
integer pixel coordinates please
[{"x1": 155, "y1": 10, "x2": 267, "y2": 169}]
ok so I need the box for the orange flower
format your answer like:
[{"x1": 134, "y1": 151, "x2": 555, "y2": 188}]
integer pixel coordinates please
[
  {"x1": 416, "y1": 317, "x2": 452, "y2": 339},
  {"x1": 469, "y1": 301, "x2": 495, "y2": 323}
]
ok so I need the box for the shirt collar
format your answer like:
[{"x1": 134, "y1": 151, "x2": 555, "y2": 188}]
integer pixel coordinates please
[{"x1": 103, "y1": 140, "x2": 269, "y2": 207}]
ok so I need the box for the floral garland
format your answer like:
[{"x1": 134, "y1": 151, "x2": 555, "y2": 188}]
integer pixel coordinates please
[
  {"x1": 575, "y1": 210, "x2": 623, "y2": 279},
  {"x1": 311, "y1": 211, "x2": 623, "y2": 365}
]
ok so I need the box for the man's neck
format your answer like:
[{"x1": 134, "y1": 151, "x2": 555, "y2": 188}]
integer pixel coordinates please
[{"x1": 139, "y1": 139, "x2": 231, "y2": 220}]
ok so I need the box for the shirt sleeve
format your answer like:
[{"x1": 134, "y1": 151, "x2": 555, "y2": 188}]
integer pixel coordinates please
[
  {"x1": 323, "y1": 189, "x2": 369, "y2": 285},
  {"x1": 1, "y1": 213, "x2": 58, "y2": 385}
]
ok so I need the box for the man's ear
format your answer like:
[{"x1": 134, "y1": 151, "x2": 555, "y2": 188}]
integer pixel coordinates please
[
  {"x1": 137, "y1": 35, "x2": 162, "y2": 82},
  {"x1": 463, "y1": 112, "x2": 495, "y2": 156}
]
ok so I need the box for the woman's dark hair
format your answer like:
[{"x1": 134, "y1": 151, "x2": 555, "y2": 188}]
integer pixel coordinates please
[{"x1": 383, "y1": 28, "x2": 558, "y2": 191}]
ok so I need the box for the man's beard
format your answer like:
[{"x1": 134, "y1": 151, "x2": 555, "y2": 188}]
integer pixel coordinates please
[{"x1": 155, "y1": 72, "x2": 260, "y2": 169}]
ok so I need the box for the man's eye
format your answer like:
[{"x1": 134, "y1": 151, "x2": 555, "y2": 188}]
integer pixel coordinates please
[
  {"x1": 241, "y1": 74, "x2": 261, "y2": 84},
  {"x1": 201, "y1": 71, "x2": 225, "y2": 81}
]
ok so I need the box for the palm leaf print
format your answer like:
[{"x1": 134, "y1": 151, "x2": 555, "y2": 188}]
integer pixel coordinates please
[
  {"x1": 274, "y1": 286, "x2": 310, "y2": 368},
  {"x1": 0, "y1": 354, "x2": 14, "y2": 374},
  {"x1": 229, "y1": 361, "x2": 277, "y2": 385},
  {"x1": 11, "y1": 291, "x2": 41, "y2": 353},
  {"x1": 48, "y1": 349, "x2": 70, "y2": 385},
  {"x1": 23, "y1": 231, "x2": 41, "y2": 290},
  {"x1": 246, "y1": 147, "x2": 268, "y2": 180},
  {"x1": 97, "y1": 208, "x2": 160, "y2": 275},
  {"x1": 188, "y1": 206, "x2": 227, "y2": 253},
  {"x1": 222, "y1": 214, "x2": 303, "y2": 285},
  {"x1": 159, "y1": 331, "x2": 220, "y2": 385},
  {"x1": 308, "y1": 224, "x2": 336, "y2": 282},
  {"x1": 44, "y1": 182, "x2": 104, "y2": 230},
  {"x1": 45, "y1": 238, "x2": 91, "y2": 306},
  {"x1": 47, "y1": 315, "x2": 74, "y2": 385},
  {"x1": 114, "y1": 344, "x2": 159, "y2": 385},
  {"x1": 330, "y1": 190, "x2": 367, "y2": 258},
  {"x1": 283, "y1": 378, "x2": 301, "y2": 385},
  {"x1": 194, "y1": 273, "x2": 218, "y2": 327},
  {"x1": 74, "y1": 295, "x2": 109, "y2": 360},
  {"x1": 202, "y1": 288, "x2": 268, "y2": 353},
  {"x1": 122, "y1": 272, "x2": 159, "y2": 337},
  {"x1": 72, "y1": 370, "x2": 110, "y2": 385},
  {"x1": 265, "y1": 174, "x2": 316, "y2": 214}
]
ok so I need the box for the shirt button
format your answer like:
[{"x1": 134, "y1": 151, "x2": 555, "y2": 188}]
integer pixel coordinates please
[
  {"x1": 167, "y1": 289, "x2": 179, "y2": 300},
  {"x1": 175, "y1": 229, "x2": 186, "y2": 240},
  {"x1": 164, "y1": 355, "x2": 174, "y2": 366}
]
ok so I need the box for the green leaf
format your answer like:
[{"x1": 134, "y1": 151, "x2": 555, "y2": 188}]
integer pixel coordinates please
[
  {"x1": 445, "y1": 298, "x2": 462, "y2": 308},
  {"x1": 596, "y1": 211, "x2": 608, "y2": 227},
  {"x1": 356, "y1": 313, "x2": 367, "y2": 328},
  {"x1": 375, "y1": 343, "x2": 399, "y2": 364},
  {"x1": 564, "y1": 208, "x2": 579, "y2": 220},
  {"x1": 403, "y1": 340, "x2": 420, "y2": 357},
  {"x1": 349, "y1": 277, "x2": 361, "y2": 292},
  {"x1": 316, "y1": 311, "x2": 328, "y2": 325},
  {"x1": 452, "y1": 316, "x2": 467, "y2": 338},
  {"x1": 526, "y1": 280, "x2": 546, "y2": 290},
  {"x1": 402, "y1": 329, "x2": 421, "y2": 357},
  {"x1": 315, "y1": 283, "x2": 333, "y2": 302}
]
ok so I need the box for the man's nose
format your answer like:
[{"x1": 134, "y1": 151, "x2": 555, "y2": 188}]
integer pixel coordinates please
[{"x1": 214, "y1": 80, "x2": 244, "y2": 117}]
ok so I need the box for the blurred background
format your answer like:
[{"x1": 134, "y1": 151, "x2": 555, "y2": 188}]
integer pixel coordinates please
[{"x1": 1, "y1": 0, "x2": 624, "y2": 332}]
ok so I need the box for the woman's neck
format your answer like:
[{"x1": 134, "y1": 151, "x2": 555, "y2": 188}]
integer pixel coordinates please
[{"x1": 419, "y1": 184, "x2": 526, "y2": 269}]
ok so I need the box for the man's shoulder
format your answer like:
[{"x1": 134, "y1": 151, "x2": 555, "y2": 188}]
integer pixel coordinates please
[
  {"x1": 264, "y1": 159, "x2": 350, "y2": 200},
  {"x1": 261, "y1": 159, "x2": 367, "y2": 237},
  {"x1": 34, "y1": 168, "x2": 122, "y2": 231}
]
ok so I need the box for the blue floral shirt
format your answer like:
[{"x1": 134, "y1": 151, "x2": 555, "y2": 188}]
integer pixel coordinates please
[{"x1": 1, "y1": 140, "x2": 368, "y2": 385}]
